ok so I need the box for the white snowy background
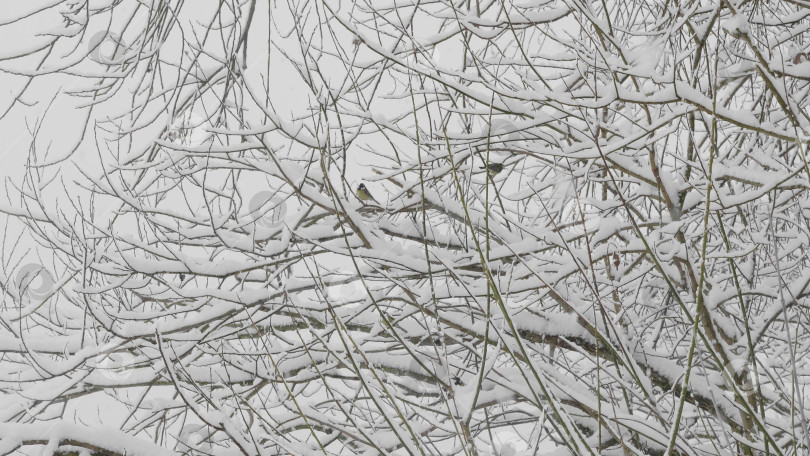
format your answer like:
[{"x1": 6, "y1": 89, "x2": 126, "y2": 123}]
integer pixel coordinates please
[{"x1": 0, "y1": 1, "x2": 809, "y2": 456}]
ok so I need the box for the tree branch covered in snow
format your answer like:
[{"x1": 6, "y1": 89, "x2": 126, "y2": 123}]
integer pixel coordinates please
[{"x1": 2, "y1": 0, "x2": 810, "y2": 455}]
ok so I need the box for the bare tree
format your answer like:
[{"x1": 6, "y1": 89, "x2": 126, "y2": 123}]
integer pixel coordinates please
[{"x1": 2, "y1": 0, "x2": 810, "y2": 455}]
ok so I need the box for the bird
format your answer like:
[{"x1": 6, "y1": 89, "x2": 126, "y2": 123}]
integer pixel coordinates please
[
  {"x1": 480, "y1": 162, "x2": 504, "y2": 177},
  {"x1": 356, "y1": 183, "x2": 381, "y2": 205}
]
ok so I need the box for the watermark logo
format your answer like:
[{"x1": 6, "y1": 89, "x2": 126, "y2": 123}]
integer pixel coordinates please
[
  {"x1": 178, "y1": 423, "x2": 207, "y2": 449},
  {"x1": 487, "y1": 429, "x2": 531, "y2": 456},
  {"x1": 489, "y1": 119, "x2": 520, "y2": 143},
  {"x1": 431, "y1": 46, "x2": 443, "y2": 67},
  {"x1": 654, "y1": 238, "x2": 677, "y2": 261},
  {"x1": 167, "y1": 111, "x2": 211, "y2": 147},
  {"x1": 406, "y1": 359, "x2": 429, "y2": 394},
  {"x1": 247, "y1": 191, "x2": 288, "y2": 229},
  {"x1": 548, "y1": 177, "x2": 575, "y2": 214},
  {"x1": 412, "y1": 39, "x2": 443, "y2": 69},
  {"x1": 722, "y1": 357, "x2": 766, "y2": 396},
  {"x1": 93, "y1": 350, "x2": 137, "y2": 383},
  {"x1": 88, "y1": 31, "x2": 128, "y2": 65},
  {"x1": 323, "y1": 276, "x2": 365, "y2": 306},
  {"x1": 14, "y1": 263, "x2": 56, "y2": 304}
]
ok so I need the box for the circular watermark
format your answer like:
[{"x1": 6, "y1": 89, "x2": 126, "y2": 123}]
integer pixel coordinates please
[
  {"x1": 370, "y1": 239, "x2": 407, "y2": 271},
  {"x1": 405, "y1": 353, "x2": 449, "y2": 395},
  {"x1": 654, "y1": 238, "x2": 677, "y2": 261},
  {"x1": 406, "y1": 357, "x2": 430, "y2": 394},
  {"x1": 247, "y1": 191, "x2": 288, "y2": 229},
  {"x1": 722, "y1": 357, "x2": 765, "y2": 396},
  {"x1": 487, "y1": 429, "x2": 531, "y2": 456},
  {"x1": 432, "y1": 46, "x2": 442, "y2": 67},
  {"x1": 167, "y1": 111, "x2": 211, "y2": 147},
  {"x1": 93, "y1": 350, "x2": 137, "y2": 383},
  {"x1": 489, "y1": 119, "x2": 520, "y2": 143},
  {"x1": 174, "y1": 202, "x2": 236, "y2": 278},
  {"x1": 323, "y1": 277, "x2": 365, "y2": 306},
  {"x1": 549, "y1": 177, "x2": 575, "y2": 211},
  {"x1": 88, "y1": 30, "x2": 128, "y2": 65},
  {"x1": 178, "y1": 423, "x2": 207, "y2": 449},
  {"x1": 189, "y1": 251, "x2": 229, "y2": 278},
  {"x1": 413, "y1": 39, "x2": 442, "y2": 68},
  {"x1": 14, "y1": 263, "x2": 56, "y2": 303}
]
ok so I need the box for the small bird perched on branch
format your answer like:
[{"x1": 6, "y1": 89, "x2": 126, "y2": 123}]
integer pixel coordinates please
[
  {"x1": 356, "y1": 183, "x2": 381, "y2": 205},
  {"x1": 480, "y1": 162, "x2": 504, "y2": 177}
]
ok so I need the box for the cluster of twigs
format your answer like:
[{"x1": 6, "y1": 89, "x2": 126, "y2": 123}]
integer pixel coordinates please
[{"x1": 2, "y1": 1, "x2": 810, "y2": 455}]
